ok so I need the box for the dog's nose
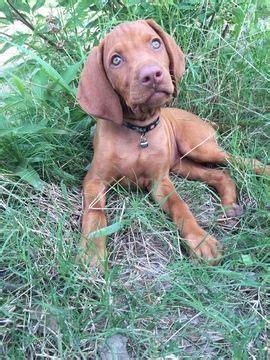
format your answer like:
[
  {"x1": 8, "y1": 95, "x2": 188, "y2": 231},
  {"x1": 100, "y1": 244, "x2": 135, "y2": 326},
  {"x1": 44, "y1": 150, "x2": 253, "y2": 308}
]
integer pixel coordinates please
[{"x1": 139, "y1": 65, "x2": 164, "y2": 87}]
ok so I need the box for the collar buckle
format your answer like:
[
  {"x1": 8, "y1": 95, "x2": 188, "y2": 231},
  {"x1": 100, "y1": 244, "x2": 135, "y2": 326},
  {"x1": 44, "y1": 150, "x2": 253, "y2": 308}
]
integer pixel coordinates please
[{"x1": 122, "y1": 116, "x2": 160, "y2": 149}]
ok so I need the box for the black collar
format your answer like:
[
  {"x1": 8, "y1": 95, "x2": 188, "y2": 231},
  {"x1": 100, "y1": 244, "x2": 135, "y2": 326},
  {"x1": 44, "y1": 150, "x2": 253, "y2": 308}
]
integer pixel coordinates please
[{"x1": 122, "y1": 116, "x2": 160, "y2": 135}]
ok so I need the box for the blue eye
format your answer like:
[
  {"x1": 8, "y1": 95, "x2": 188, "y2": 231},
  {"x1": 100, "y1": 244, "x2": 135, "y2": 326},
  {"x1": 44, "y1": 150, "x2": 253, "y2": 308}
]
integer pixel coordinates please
[
  {"x1": 151, "y1": 38, "x2": 161, "y2": 50},
  {"x1": 111, "y1": 55, "x2": 122, "y2": 66}
]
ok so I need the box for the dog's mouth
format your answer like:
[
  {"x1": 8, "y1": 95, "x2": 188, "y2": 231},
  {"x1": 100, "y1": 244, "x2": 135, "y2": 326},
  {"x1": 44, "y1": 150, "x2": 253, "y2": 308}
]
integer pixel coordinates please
[
  {"x1": 130, "y1": 87, "x2": 173, "y2": 113},
  {"x1": 147, "y1": 90, "x2": 171, "y2": 105}
]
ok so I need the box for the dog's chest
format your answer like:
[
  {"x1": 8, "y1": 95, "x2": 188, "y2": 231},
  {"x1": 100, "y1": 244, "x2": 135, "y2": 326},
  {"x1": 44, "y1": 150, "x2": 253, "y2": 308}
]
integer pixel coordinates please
[{"x1": 113, "y1": 127, "x2": 171, "y2": 182}]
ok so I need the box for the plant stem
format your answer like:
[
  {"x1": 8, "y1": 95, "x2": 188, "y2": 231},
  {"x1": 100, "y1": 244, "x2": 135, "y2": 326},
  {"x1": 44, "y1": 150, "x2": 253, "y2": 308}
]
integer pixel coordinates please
[{"x1": 7, "y1": 0, "x2": 64, "y2": 51}]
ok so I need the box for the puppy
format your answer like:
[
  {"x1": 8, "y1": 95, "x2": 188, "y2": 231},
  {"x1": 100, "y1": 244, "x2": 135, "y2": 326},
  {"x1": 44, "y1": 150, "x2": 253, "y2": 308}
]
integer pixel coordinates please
[{"x1": 77, "y1": 20, "x2": 268, "y2": 268}]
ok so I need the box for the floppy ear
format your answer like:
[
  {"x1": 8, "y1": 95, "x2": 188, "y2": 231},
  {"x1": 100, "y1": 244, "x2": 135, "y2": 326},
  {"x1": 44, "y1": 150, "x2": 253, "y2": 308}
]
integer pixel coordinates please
[
  {"x1": 77, "y1": 43, "x2": 123, "y2": 124},
  {"x1": 145, "y1": 19, "x2": 185, "y2": 95}
]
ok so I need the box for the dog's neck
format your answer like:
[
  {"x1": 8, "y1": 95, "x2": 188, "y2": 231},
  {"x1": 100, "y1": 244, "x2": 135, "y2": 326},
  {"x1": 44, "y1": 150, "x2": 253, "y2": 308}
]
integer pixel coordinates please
[
  {"x1": 122, "y1": 113, "x2": 160, "y2": 149},
  {"x1": 124, "y1": 112, "x2": 160, "y2": 127},
  {"x1": 122, "y1": 103, "x2": 161, "y2": 127}
]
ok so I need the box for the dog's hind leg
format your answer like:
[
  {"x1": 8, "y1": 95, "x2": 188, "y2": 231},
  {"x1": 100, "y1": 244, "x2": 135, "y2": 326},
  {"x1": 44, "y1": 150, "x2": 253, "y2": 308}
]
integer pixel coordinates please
[{"x1": 171, "y1": 158, "x2": 243, "y2": 218}]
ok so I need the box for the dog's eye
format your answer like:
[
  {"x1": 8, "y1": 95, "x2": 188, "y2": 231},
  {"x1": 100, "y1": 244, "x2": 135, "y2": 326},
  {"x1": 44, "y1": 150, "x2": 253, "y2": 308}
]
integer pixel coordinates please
[
  {"x1": 111, "y1": 55, "x2": 122, "y2": 66},
  {"x1": 151, "y1": 38, "x2": 161, "y2": 50}
]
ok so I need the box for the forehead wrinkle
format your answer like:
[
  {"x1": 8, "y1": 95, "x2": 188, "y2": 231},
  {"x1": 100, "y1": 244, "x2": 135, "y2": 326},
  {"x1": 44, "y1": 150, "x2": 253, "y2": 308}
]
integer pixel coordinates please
[
  {"x1": 105, "y1": 40, "x2": 141, "y2": 57},
  {"x1": 106, "y1": 21, "x2": 158, "y2": 42},
  {"x1": 105, "y1": 28, "x2": 158, "y2": 57},
  {"x1": 111, "y1": 21, "x2": 155, "y2": 35}
]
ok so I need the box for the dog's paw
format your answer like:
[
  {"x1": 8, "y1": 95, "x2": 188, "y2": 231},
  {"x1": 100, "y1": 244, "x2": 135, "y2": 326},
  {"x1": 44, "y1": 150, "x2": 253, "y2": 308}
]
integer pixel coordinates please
[
  {"x1": 257, "y1": 164, "x2": 270, "y2": 177},
  {"x1": 76, "y1": 251, "x2": 105, "y2": 273},
  {"x1": 225, "y1": 203, "x2": 243, "y2": 218},
  {"x1": 185, "y1": 233, "x2": 223, "y2": 266},
  {"x1": 218, "y1": 203, "x2": 243, "y2": 229}
]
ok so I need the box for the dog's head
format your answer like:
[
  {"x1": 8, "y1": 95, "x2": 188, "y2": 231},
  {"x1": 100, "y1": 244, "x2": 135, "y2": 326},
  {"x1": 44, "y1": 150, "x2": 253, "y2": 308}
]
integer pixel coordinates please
[{"x1": 77, "y1": 20, "x2": 185, "y2": 124}]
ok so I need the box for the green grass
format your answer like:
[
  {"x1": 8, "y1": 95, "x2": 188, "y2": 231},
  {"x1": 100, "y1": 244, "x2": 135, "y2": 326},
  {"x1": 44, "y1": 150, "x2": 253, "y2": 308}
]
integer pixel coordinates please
[{"x1": 1, "y1": 1, "x2": 269, "y2": 358}]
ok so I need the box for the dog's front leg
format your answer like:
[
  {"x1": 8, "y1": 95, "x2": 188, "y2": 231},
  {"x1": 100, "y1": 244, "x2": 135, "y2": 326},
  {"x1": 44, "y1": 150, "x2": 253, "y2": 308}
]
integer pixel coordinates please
[
  {"x1": 78, "y1": 176, "x2": 108, "y2": 269},
  {"x1": 150, "y1": 176, "x2": 223, "y2": 265}
]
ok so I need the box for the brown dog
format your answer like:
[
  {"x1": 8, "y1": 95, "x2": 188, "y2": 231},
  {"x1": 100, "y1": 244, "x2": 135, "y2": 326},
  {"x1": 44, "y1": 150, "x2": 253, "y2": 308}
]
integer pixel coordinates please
[{"x1": 77, "y1": 20, "x2": 268, "y2": 268}]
